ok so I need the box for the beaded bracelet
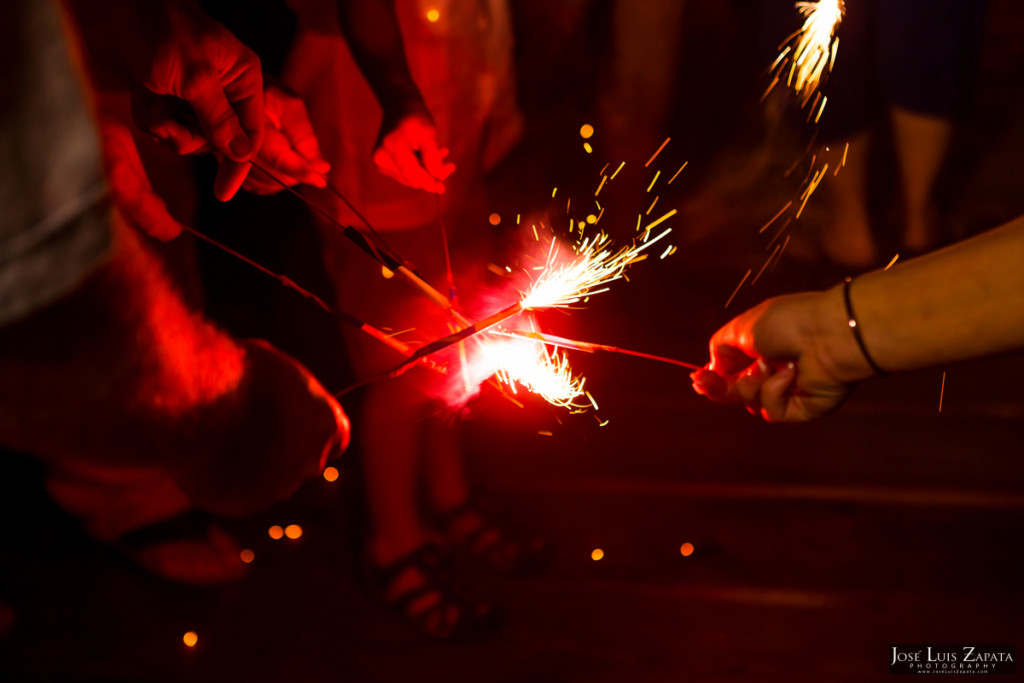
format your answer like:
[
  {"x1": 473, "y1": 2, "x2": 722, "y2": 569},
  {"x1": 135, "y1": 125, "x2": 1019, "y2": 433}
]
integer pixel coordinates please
[{"x1": 843, "y1": 276, "x2": 889, "y2": 377}]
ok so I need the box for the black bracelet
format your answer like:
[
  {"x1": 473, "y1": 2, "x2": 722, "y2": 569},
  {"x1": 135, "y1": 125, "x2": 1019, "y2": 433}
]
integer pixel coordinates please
[{"x1": 843, "y1": 277, "x2": 889, "y2": 377}]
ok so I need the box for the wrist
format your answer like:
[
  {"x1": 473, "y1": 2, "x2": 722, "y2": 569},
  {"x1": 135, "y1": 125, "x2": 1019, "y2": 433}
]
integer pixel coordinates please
[{"x1": 810, "y1": 284, "x2": 878, "y2": 383}]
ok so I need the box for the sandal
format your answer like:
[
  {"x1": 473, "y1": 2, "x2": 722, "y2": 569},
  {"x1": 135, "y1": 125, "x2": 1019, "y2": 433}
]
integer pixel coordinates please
[
  {"x1": 114, "y1": 510, "x2": 248, "y2": 586},
  {"x1": 361, "y1": 543, "x2": 501, "y2": 640},
  {"x1": 439, "y1": 502, "x2": 550, "y2": 575}
]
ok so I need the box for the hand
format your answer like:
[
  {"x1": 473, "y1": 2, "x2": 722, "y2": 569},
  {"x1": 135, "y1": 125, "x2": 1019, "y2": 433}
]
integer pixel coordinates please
[
  {"x1": 140, "y1": 5, "x2": 265, "y2": 201},
  {"x1": 133, "y1": 84, "x2": 329, "y2": 196},
  {"x1": 373, "y1": 114, "x2": 455, "y2": 194},
  {"x1": 100, "y1": 120, "x2": 186, "y2": 241},
  {"x1": 242, "y1": 84, "x2": 331, "y2": 195},
  {"x1": 690, "y1": 293, "x2": 854, "y2": 422}
]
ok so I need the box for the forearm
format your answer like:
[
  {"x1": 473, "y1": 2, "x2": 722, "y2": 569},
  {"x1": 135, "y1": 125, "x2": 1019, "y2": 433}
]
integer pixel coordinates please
[
  {"x1": 335, "y1": 0, "x2": 427, "y2": 120},
  {"x1": 818, "y1": 215, "x2": 1024, "y2": 380}
]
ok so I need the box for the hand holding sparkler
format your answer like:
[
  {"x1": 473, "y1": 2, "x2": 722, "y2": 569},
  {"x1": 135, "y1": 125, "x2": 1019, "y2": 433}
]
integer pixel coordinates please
[
  {"x1": 133, "y1": 83, "x2": 330, "y2": 196},
  {"x1": 690, "y1": 292, "x2": 855, "y2": 422},
  {"x1": 693, "y1": 214, "x2": 1024, "y2": 422}
]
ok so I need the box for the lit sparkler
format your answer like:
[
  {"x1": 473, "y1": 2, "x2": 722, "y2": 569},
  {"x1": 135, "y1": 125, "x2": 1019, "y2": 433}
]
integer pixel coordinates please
[
  {"x1": 768, "y1": 0, "x2": 844, "y2": 115},
  {"x1": 477, "y1": 336, "x2": 588, "y2": 409}
]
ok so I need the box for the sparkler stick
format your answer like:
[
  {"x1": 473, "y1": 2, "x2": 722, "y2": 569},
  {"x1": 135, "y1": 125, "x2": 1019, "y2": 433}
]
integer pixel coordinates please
[
  {"x1": 498, "y1": 330, "x2": 703, "y2": 371},
  {"x1": 177, "y1": 223, "x2": 430, "y2": 364},
  {"x1": 251, "y1": 160, "x2": 466, "y2": 319}
]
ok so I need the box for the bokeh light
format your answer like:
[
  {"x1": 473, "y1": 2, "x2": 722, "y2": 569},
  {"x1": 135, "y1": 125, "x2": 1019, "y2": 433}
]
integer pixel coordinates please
[
  {"x1": 268, "y1": 525, "x2": 284, "y2": 540},
  {"x1": 183, "y1": 631, "x2": 198, "y2": 648},
  {"x1": 579, "y1": 123, "x2": 594, "y2": 139},
  {"x1": 284, "y1": 524, "x2": 303, "y2": 540},
  {"x1": 240, "y1": 549, "x2": 255, "y2": 564},
  {"x1": 680, "y1": 542, "x2": 695, "y2": 557},
  {"x1": 591, "y1": 548, "x2": 605, "y2": 561},
  {"x1": 322, "y1": 466, "x2": 339, "y2": 482},
  {"x1": 488, "y1": 213, "x2": 501, "y2": 226},
  {"x1": 426, "y1": 8, "x2": 440, "y2": 22}
]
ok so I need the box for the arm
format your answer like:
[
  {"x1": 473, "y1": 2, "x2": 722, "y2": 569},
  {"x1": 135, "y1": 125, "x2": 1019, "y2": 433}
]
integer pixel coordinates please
[
  {"x1": 692, "y1": 215, "x2": 1024, "y2": 422},
  {"x1": 335, "y1": 0, "x2": 455, "y2": 193}
]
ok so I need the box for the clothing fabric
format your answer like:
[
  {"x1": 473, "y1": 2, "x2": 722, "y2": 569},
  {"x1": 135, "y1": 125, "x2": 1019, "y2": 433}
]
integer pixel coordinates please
[{"x1": 0, "y1": 0, "x2": 111, "y2": 326}]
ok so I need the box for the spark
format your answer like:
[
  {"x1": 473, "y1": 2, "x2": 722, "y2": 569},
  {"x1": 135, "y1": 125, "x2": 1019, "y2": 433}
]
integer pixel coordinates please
[
  {"x1": 643, "y1": 208, "x2": 678, "y2": 234},
  {"x1": 759, "y1": 201, "x2": 793, "y2": 233},
  {"x1": 595, "y1": 175, "x2": 608, "y2": 196},
  {"x1": 552, "y1": 187, "x2": 558, "y2": 198},
  {"x1": 725, "y1": 268, "x2": 752, "y2": 309},
  {"x1": 520, "y1": 228, "x2": 672, "y2": 310},
  {"x1": 647, "y1": 170, "x2": 661, "y2": 192},
  {"x1": 599, "y1": 162, "x2": 610, "y2": 175},
  {"x1": 584, "y1": 142, "x2": 593, "y2": 154},
  {"x1": 646, "y1": 195, "x2": 660, "y2": 215},
  {"x1": 668, "y1": 162, "x2": 688, "y2": 184},
  {"x1": 480, "y1": 337, "x2": 588, "y2": 409},
  {"x1": 610, "y1": 161, "x2": 625, "y2": 179},
  {"x1": 884, "y1": 254, "x2": 900, "y2": 271},
  {"x1": 772, "y1": 0, "x2": 844, "y2": 113},
  {"x1": 580, "y1": 123, "x2": 595, "y2": 139},
  {"x1": 939, "y1": 371, "x2": 946, "y2": 412},
  {"x1": 645, "y1": 137, "x2": 670, "y2": 167}
]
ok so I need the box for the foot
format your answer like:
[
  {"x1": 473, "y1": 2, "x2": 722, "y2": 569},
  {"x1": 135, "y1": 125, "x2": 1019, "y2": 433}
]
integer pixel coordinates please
[
  {"x1": 115, "y1": 510, "x2": 248, "y2": 586},
  {"x1": 440, "y1": 503, "x2": 550, "y2": 575},
  {"x1": 363, "y1": 543, "x2": 500, "y2": 640}
]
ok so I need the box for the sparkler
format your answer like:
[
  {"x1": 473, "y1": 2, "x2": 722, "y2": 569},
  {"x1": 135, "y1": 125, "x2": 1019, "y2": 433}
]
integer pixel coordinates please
[{"x1": 768, "y1": 0, "x2": 845, "y2": 115}]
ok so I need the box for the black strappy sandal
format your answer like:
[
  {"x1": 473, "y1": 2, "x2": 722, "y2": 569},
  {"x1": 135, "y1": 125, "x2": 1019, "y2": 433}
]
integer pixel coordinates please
[
  {"x1": 361, "y1": 543, "x2": 501, "y2": 640},
  {"x1": 113, "y1": 509, "x2": 248, "y2": 586},
  {"x1": 438, "y1": 502, "x2": 551, "y2": 576}
]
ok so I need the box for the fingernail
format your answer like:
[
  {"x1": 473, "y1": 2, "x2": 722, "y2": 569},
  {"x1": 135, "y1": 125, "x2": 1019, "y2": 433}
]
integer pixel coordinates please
[
  {"x1": 229, "y1": 134, "x2": 250, "y2": 158},
  {"x1": 310, "y1": 174, "x2": 327, "y2": 188}
]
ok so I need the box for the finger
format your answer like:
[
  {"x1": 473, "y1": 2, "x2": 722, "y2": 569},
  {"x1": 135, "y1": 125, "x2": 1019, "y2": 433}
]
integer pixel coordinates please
[
  {"x1": 415, "y1": 134, "x2": 451, "y2": 181},
  {"x1": 709, "y1": 342, "x2": 757, "y2": 375},
  {"x1": 150, "y1": 119, "x2": 210, "y2": 155},
  {"x1": 220, "y1": 52, "x2": 264, "y2": 158},
  {"x1": 131, "y1": 94, "x2": 210, "y2": 154},
  {"x1": 690, "y1": 368, "x2": 730, "y2": 403},
  {"x1": 213, "y1": 157, "x2": 252, "y2": 201},
  {"x1": 258, "y1": 127, "x2": 326, "y2": 188},
  {"x1": 732, "y1": 359, "x2": 770, "y2": 410},
  {"x1": 241, "y1": 166, "x2": 288, "y2": 195},
  {"x1": 372, "y1": 147, "x2": 404, "y2": 182},
  {"x1": 759, "y1": 363, "x2": 799, "y2": 422},
  {"x1": 279, "y1": 99, "x2": 329, "y2": 169},
  {"x1": 384, "y1": 140, "x2": 445, "y2": 193},
  {"x1": 181, "y1": 72, "x2": 254, "y2": 162}
]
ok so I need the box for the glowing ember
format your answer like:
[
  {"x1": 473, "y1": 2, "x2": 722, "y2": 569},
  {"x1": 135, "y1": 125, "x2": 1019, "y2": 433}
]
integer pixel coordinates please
[
  {"x1": 520, "y1": 228, "x2": 671, "y2": 310},
  {"x1": 770, "y1": 0, "x2": 844, "y2": 111},
  {"x1": 477, "y1": 336, "x2": 587, "y2": 409}
]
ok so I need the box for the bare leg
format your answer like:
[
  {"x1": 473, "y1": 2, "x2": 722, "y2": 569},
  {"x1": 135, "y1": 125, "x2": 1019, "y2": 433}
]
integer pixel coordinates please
[
  {"x1": 422, "y1": 415, "x2": 469, "y2": 515},
  {"x1": 820, "y1": 131, "x2": 878, "y2": 269},
  {"x1": 890, "y1": 106, "x2": 951, "y2": 252},
  {"x1": 360, "y1": 379, "x2": 429, "y2": 567}
]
